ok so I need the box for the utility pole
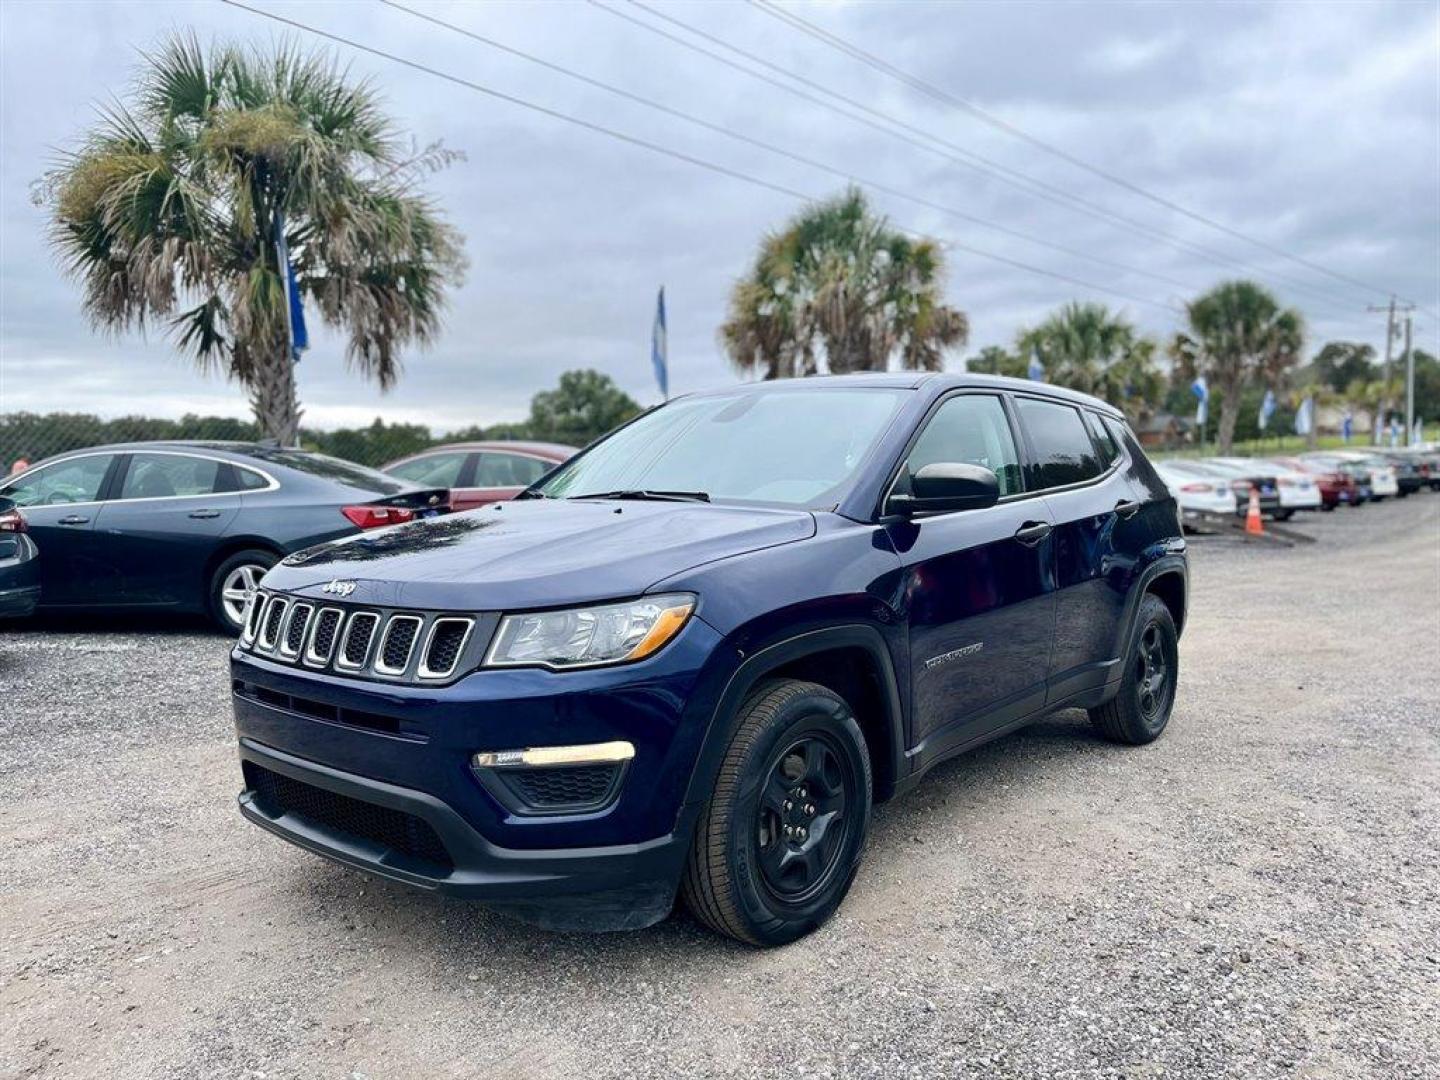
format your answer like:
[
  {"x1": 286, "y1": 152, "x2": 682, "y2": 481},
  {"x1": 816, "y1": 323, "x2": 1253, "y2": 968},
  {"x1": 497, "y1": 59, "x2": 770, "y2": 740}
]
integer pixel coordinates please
[
  {"x1": 1403, "y1": 314, "x2": 1414, "y2": 445},
  {"x1": 1367, "y1": 296, "x2": 1414, "y2": 442}
]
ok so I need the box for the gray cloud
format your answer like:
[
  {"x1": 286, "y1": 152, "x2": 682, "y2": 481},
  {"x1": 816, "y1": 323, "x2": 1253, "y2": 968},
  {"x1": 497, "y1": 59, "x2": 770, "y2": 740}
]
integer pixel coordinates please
[{"x1": 1, "y1": 0, "x2": 1435, "y2": 432}]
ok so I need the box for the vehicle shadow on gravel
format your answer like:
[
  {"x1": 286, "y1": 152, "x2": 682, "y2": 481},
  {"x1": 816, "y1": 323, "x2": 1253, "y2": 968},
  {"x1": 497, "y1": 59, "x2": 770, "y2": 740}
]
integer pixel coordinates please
[
  {"x1": 266, "y1": 709, "x2": 1114, "y2": 974},
  {"x1": 4, "y1": 610, "x2": 221, "y2": 636}
]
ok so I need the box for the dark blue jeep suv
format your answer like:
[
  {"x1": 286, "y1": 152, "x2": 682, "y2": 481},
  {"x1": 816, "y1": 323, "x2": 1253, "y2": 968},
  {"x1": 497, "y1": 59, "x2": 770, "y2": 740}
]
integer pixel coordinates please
[{"x1": 231, "y1": 374, "x2": 1187, "y2": 945}]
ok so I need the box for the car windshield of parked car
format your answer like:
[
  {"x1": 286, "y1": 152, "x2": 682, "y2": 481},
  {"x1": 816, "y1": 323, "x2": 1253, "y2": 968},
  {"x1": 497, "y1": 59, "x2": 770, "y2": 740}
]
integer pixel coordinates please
[
  {"x1": 241, "y1": 448, "x2": 409, "y2": 495},
  {"x1": 533, "y1": 388, "x2": 907, "y2": 508}
]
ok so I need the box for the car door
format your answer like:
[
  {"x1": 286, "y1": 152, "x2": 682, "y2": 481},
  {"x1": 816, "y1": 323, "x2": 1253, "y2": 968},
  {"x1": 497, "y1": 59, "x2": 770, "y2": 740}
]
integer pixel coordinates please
[
  {"x1": 888, "y1": 392, "x2": 1057, "y2": 760},
  {"x1": 0, "y1": 453, "x2": 119, "y2": 604},
  {"x1": 1013, "y1": 397, "x2": 1140, "y2": 699},
  {"x1": 466, "y1": 451, "x2": 554, "y2": 506},
  {"x1": 91, "y1": 451, "x2": 242, "y2": 607}
]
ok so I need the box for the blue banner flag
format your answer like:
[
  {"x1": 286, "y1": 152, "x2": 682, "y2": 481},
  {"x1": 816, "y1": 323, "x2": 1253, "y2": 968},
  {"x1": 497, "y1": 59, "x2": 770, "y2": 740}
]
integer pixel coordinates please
[
  {"x1": 651, "y1": 286, "x2": 668, "y2": 400},
  {"x1": 1258, "y1": 389, "x2": 1276, "y2": 431},
  {"x1": 1027, "y1": 345, "x2": 1044, "y2": 382},
  {"x1": 1191, "y1": 375, "x2": 1208, "y2": 427},
  {"x1": 1295, "y1": 396, "x2": 1314, "y2": 436},
  {"x1": 273, "y1": 211, "x2": 308, "y2": 362}
]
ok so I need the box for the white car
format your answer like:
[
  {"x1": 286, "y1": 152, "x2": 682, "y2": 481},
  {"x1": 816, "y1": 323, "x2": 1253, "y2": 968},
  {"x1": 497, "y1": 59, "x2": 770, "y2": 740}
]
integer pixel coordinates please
[
  {"x1": 1209, "y1": 456, "x2": 1323, "y2": 512},
  {"x1": 1324, "y1": 451, "x2": 1399, "y2": 499},
  {"x1": 1153, "y1": 461, "x2": 1238, "y2": 516}
]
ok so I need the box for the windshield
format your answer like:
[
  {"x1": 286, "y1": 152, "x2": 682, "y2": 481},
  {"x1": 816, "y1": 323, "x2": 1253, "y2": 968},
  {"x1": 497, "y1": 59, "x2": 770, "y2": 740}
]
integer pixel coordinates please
[{"x1": 533, "y1": 387, "x2": 908, "y2": 508}]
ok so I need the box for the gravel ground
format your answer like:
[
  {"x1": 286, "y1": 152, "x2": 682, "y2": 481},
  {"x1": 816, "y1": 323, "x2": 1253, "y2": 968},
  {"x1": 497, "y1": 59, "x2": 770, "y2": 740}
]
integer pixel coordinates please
[{"x1": 2, "y1": 495, "x2": 1437, "y2": 1080}]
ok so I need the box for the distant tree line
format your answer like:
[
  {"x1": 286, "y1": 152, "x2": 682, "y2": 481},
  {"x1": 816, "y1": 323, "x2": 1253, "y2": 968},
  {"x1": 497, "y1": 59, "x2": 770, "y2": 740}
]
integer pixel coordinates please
[{"x1": 2, "y1": 369, "x2": 640, "y2": 471}]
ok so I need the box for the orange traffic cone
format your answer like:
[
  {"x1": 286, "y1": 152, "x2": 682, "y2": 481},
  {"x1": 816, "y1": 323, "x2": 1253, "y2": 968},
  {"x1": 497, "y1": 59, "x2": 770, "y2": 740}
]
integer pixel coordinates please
[{"x1": 1245, "y1": 487, "x2": 1264, "y2": 536}]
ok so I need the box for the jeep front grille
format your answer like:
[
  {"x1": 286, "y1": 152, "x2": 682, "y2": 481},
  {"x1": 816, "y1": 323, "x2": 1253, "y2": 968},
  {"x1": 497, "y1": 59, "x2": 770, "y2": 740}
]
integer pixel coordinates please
[{"x1": 239, "y1": 590, "x2": 486, "y2": 686}]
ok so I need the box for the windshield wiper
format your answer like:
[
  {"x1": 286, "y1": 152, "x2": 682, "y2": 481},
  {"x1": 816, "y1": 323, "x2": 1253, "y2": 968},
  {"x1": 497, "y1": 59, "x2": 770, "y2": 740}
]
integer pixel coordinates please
[
  {"x1": 513, "y1": 489, "x2": 549, "y2": 500},
  {"x1": 569, "y1": 489, "x2": 711, "y2": 503}
]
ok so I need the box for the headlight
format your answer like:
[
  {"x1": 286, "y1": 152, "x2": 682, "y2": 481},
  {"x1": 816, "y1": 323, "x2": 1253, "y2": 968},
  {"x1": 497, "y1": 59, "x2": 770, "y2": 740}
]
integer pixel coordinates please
[{"x1": 484, "y1": 593, "x2": 696, "y2": 670}]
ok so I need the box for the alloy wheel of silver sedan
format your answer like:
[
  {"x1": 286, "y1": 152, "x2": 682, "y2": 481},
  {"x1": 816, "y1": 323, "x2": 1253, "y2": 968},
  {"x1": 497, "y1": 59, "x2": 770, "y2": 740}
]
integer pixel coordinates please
[{"x1": 222, "y1": 563, "x2": 266, "y2": 626}]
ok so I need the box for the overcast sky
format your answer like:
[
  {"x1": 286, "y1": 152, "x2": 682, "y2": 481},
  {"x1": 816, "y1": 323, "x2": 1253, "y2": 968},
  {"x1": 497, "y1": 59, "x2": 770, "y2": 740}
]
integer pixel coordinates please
[{"x1": 1, "y1": 0, "x2": 1436, "y2": 432}]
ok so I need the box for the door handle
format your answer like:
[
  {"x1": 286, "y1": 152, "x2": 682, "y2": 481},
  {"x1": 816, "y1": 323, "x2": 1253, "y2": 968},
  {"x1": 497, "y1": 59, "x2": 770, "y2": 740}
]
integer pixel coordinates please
[
  {"x1": 1014, "y1": 521, "x2": 1052, "y2": 546},
  {"x1": 58, "y1": 515, "x2": 90, "y2": 525},
  {"x1": 188, "y1": 509, "x2": 222, "y2": 519},
  {"x1": 1114, "y1": 499, "x2": 1141, "y2": 519}
]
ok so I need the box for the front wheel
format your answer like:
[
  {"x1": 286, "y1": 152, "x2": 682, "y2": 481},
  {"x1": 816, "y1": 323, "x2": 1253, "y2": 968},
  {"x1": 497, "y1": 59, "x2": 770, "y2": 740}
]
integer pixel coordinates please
[
  {"x1": 681, "y1": 679, "x2": 872, "y2": 946},
  {"x1": 1089, "y1": 594, "x2": 1178, "y2": 745},
  {"x1": 1272, "y1": 508, "x2": 1295, "y2": 522},
  {"x1": 209, "y1": 549, "x2": 277, "y2": 635}
]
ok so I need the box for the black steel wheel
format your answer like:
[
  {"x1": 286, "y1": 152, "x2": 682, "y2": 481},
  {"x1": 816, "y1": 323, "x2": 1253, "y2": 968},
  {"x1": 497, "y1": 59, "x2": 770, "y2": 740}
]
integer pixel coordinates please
[
  {"x1": 681, "y1": 679, "x2": 871, "y2": 946},
  {"x1": 1088, "y1": 593, "x2": 1179, "y2": 745}
]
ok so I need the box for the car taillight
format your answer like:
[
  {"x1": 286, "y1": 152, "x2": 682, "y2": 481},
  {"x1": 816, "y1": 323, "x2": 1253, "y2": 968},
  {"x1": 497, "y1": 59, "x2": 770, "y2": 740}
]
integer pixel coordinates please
[
  {"x1": 1278, "y1": 477, "x2": 1294, "y2": 488},
  {"x1": 341, "y1": 505, "x2": 416, "y2": 529},
  {"x1": 1230, "y1": 480, "x2": 1250, "y2": 493},
  {"x1": 1179, "y1": 482, "x2": 1212, "y2": 493},
  {"x1": 0, "y1": 508, "x2": 26, "y2": 533}
]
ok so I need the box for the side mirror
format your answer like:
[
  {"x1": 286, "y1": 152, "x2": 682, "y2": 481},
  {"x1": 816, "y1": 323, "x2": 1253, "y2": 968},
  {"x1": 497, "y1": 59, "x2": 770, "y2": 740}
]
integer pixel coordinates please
[{"x1": 888, "y1": 463, "x2": 999, "y2": 516}]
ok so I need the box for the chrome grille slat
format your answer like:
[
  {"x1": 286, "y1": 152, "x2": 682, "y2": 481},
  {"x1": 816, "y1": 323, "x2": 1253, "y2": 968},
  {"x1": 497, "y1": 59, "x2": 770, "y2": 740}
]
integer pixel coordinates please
[
  {"x1": 258, "y1": 597, "x2": 288, "y2": 652},
  {"x1": 304, "y1": 607, "x2": 344, "y2": 667},
  {"x1": 280, "y1": 603, "x2": 313, "y2": 658},
  {"x1": 336, "y1": 612, "x2": 380, "y2": 671},
  {"x1": 374, "y1": 615, "x2": 423, "y2": 676},
  {"x1": 241, "y1": 590, "x2": 267, "y2": 644},
  {"x1": 418, "y1": 618, "x2": 474, "y2": 680}
]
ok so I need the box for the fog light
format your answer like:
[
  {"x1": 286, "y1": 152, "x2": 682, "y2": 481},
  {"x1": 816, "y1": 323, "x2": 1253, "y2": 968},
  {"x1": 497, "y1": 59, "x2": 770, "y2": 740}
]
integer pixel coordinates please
[{"x1": 472, "y1": 741, "x2": 635, "y2": 769}]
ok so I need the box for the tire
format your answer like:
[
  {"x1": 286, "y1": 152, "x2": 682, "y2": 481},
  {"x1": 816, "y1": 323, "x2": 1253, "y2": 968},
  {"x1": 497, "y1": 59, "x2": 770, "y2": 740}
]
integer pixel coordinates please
[
  {"x1": 1320, "y1": 502, "x2": 1335, "y2": 512},
  {"x1": 1272, "y1": 509, "x2": 1294, "y2": 522},
  {"x1": 681, "y1": 679, "x2": 872, "y2": 947},
  {"x1": 1088, "y1": 594, "x2": 1178, "y2": 746},
  {"x1": 208, "y1": 548, "x2": 278, "y2": 635}
]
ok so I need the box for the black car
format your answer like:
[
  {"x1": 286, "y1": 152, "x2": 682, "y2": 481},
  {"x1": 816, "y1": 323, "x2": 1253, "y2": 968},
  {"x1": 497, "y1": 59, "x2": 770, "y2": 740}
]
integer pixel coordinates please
[
  {"x1": 0, "y1": 495, "x2": 40, "y2": 619},
  {"x1": 0, "y1": 442, "x2": 447, "y2": 633},
  {"x1": 231, "y1": 374, "x2": 1188, "y2": 945}
]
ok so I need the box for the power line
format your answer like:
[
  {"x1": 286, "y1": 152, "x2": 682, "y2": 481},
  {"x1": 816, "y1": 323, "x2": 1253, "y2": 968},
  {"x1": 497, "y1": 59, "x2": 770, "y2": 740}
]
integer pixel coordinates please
[
  {"x1": 603, "y1": 0, "x2": 1366, "y2": 316},
  {"x1": 380, "y1": 0, "x2": 1199, "y2": 295},
  {"x1": 217, "y1": 0, "x2": 1181, "y2": 315},
  {"x1": 750, "y1": 0, "x2": 1421, "y2": 310}
]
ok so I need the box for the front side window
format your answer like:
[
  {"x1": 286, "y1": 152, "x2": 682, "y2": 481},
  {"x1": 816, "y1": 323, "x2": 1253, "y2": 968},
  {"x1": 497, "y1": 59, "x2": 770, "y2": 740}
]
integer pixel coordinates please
[
  {"x1": 0, "y1": 454, "x2": 113, "y2": 506},
  {"x1": 902, "y1": 394, "x2": 1023, "y2": 497},
  {"x1": 475, "y1": 452, "x2": 551, "y2": 487},
  {"x1": 119, "y1": 453, "x2": 224, "y2": 499},
  {"x1": 533, "y1": 388, "x2": 907, "y2": 508},
  {"x1": 387, "y1": 451, "x2": 470, "y2": 487},
  {"x1": 1016, "y1": 398, "x2": 1104, "y2": 489}
]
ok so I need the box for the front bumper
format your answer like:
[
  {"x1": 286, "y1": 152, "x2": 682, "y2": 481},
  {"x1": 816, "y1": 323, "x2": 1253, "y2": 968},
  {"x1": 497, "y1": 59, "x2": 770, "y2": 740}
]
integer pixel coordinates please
[
  {"x1": 237, "y1": 738, "x2": 691, "y2": 930},
  {"x1": 231, "y1": 613, "x2": 731, "y2": 929}
]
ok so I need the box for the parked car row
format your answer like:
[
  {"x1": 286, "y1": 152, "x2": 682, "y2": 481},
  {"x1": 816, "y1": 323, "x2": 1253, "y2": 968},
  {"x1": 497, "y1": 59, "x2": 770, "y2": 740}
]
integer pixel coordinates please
[{"x1": 1153, "y1": 445, "x2": 1439, "y2": 524}]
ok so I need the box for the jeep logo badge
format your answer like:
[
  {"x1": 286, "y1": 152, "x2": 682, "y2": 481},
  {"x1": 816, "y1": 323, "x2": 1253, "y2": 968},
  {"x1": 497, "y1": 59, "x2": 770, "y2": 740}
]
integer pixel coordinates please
[{"x1": 322, "y1": 579, "x2": 357, "y2": 597}]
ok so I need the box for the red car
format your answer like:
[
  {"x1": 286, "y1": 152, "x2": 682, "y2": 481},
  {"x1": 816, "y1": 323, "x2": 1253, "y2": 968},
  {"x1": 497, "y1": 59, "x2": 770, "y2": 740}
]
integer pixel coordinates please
[
  {"x1": 1268, "y1": 455, "x2": 1358, "y2": 510},
  {"x1": 382, "y1": 441, "x2": 576, "y2": 511}
]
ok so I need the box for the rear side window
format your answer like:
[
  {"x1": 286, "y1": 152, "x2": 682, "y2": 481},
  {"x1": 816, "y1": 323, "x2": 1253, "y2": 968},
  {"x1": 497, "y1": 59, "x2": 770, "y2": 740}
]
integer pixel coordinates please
[
  {"x1": 903, "y1": 394, "x2": 1023, "y2": 497},
  {"x1": 1084, "y1": 411, "x2": 1121, "y2": 467},
  {"x1": 233, "y1": 466, "x2": 271, "y2": 491},
  {"x1": 475, "y1": 452, "x2": 551, "y2": 487},
  {"x1": 1016, "y1": 398, "x2": 1103, "y2": 489},
  {"x1": 388, "y1": 451, "x2": 470, "y2": 487},
  {"x1": 120, "y1": 453, "x2": 226, "y2": 499}
]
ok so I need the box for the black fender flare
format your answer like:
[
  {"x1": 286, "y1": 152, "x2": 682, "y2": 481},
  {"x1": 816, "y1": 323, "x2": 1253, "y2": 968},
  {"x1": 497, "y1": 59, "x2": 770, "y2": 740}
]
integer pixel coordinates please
[
  {"x1": 679, "y1": 624, "x2": 907, "y2": 813},
  {"x1": 1120, "y1": 553, "x2": 1189, "y2": 651}
]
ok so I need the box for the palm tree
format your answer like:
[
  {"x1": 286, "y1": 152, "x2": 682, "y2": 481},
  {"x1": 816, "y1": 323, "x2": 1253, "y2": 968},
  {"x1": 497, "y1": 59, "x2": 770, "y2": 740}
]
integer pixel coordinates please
[
  {"x1": 40, "y1": 34, "x2": 465, "y2": 444},
  {"x1": 1169, "y1": 281, "x2": 1304, "y2": 454},
  {"x1": 721, "y1": 188, "x2": 968, "y2": 377},
  {"x1": 1015, "y1": 302, "x2": 1161, "y2": 421}
]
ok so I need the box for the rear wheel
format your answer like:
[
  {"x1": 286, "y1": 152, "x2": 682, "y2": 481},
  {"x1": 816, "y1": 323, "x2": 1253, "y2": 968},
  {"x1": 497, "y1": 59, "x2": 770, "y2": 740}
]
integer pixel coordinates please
[
  {"x1": 681, "y1": 679, "x2": 871, "y2": 946},
  {"x1": 1272, "y1": 508, "x2": 1294, "y2": 522},
  {"x1": 1089, "y1": 594, "x2": 1178, "y2": 745},
  {"x1": 209, "y1": 549, "x2": 277, "y2": 635}
]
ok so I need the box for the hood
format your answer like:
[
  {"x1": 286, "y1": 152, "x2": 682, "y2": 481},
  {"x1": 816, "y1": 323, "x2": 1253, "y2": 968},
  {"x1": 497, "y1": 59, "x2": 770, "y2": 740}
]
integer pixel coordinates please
[{"x1": 263, "y1": 498, "x2": 816, "y2": 611}]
